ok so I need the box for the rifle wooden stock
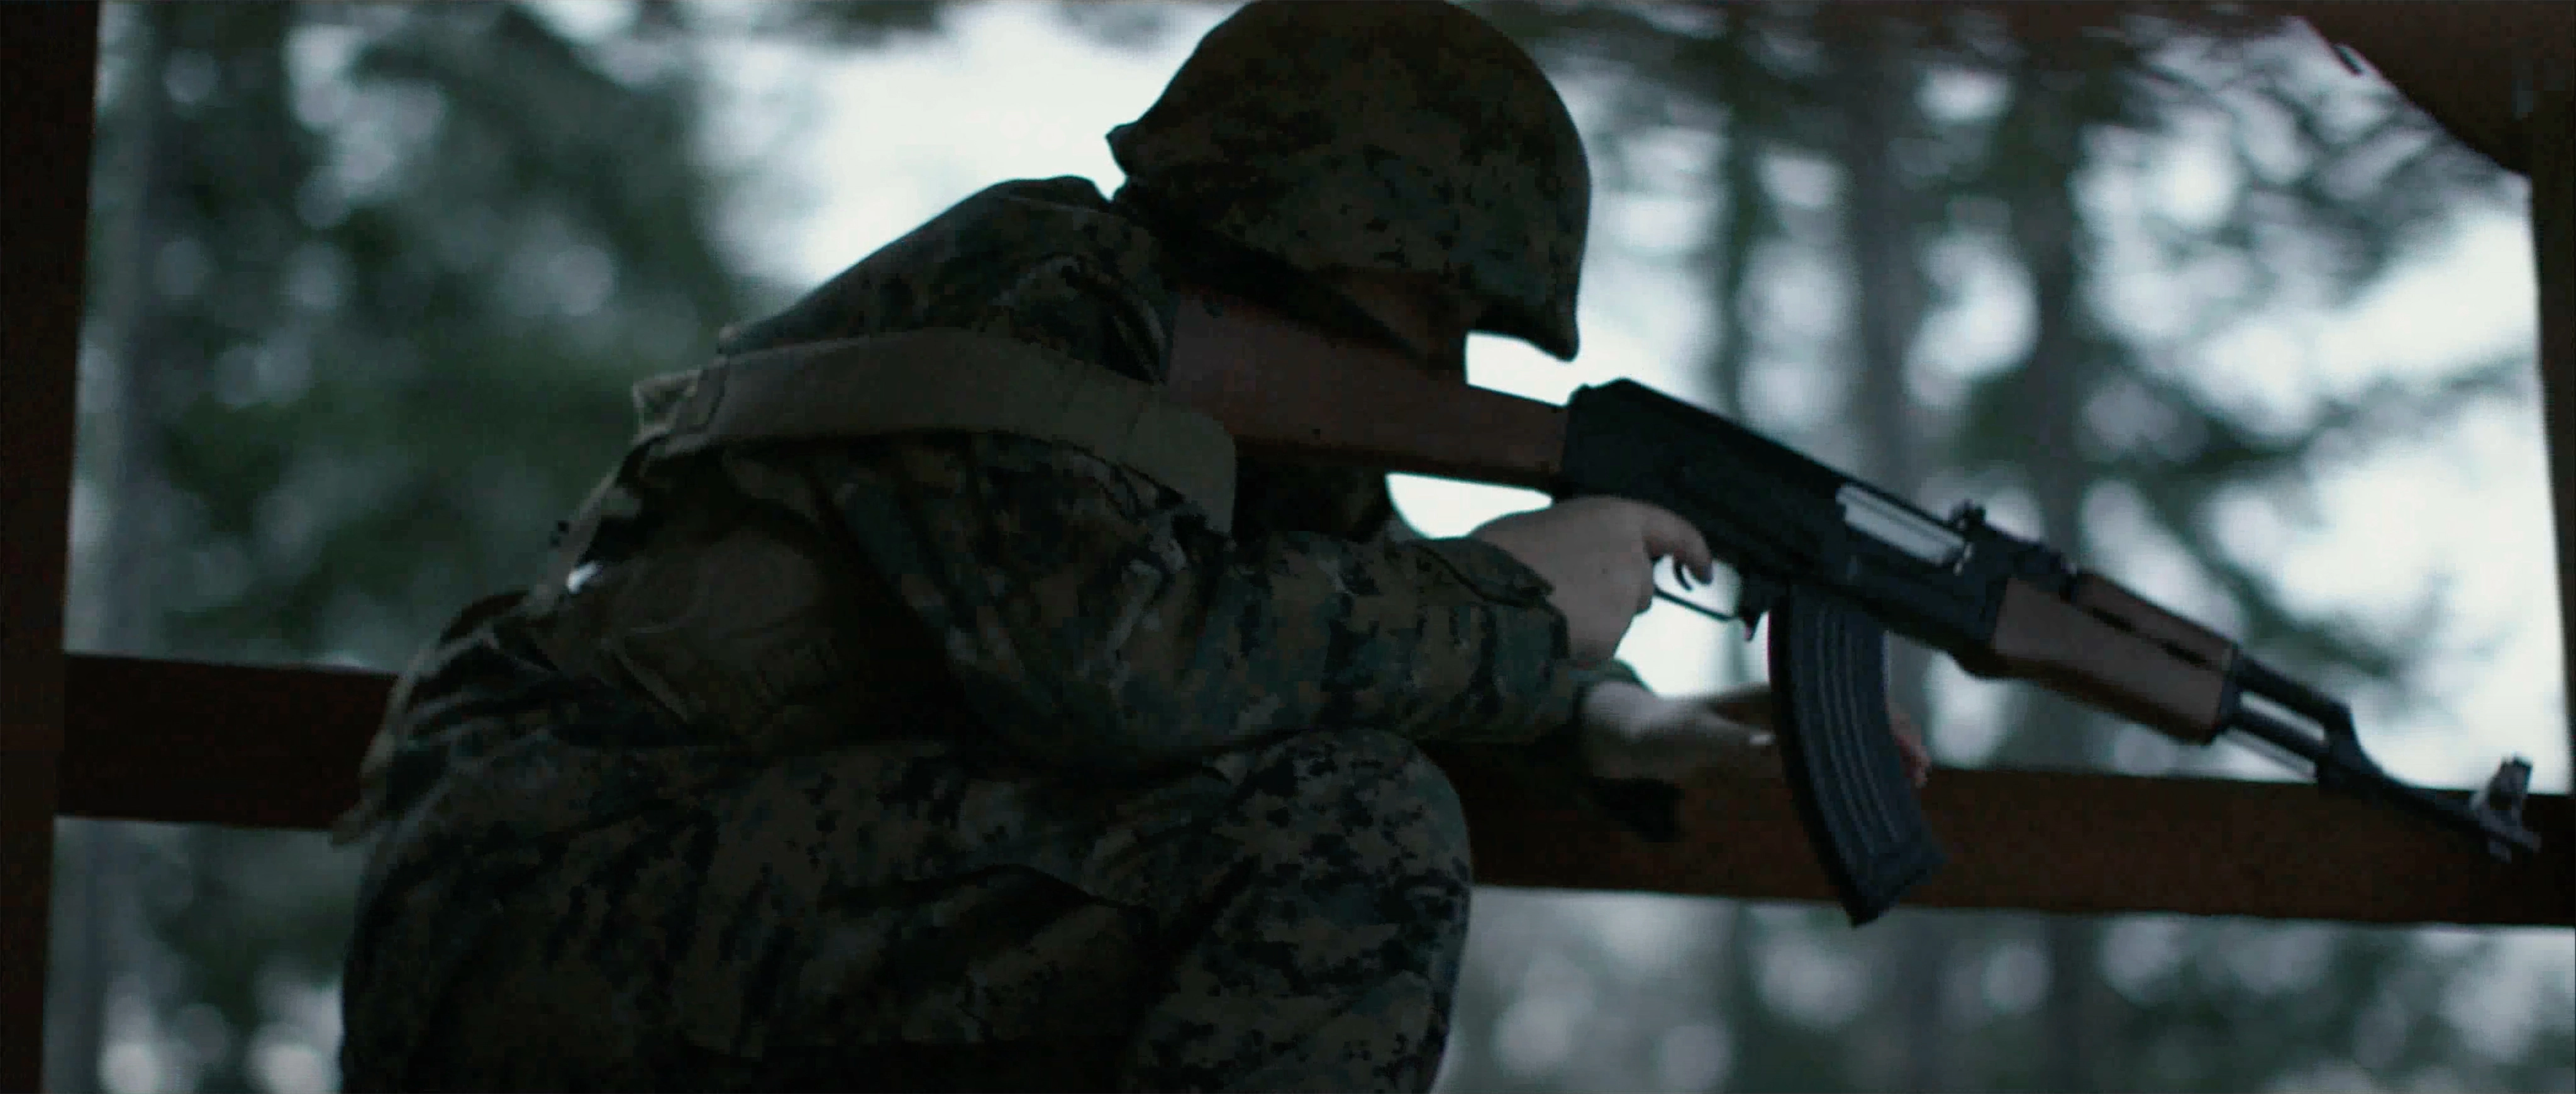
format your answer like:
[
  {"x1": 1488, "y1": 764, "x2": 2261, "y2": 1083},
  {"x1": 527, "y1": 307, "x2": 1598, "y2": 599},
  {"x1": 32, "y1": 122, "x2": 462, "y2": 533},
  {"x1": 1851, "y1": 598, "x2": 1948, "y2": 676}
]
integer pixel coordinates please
[{"x1": 1166, "y1": 291, "x2": 1566, "y2": 490}]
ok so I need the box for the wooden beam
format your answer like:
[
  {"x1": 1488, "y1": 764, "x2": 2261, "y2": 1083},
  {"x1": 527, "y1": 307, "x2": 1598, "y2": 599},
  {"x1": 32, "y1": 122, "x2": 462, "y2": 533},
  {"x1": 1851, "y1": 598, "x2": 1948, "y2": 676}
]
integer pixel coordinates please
[
  {"x1": 58, "y1": 657, "x2": 389, "y2": 832},
  {"x1": 1, "y1": 4, "x2": 99, "y2": 1090},
  {"x1": 2525, "y1": 48, "x2": 2576, "y2": 891},
  {"x1": 1777, "y1": 5, "x2": 2575, "y2": 174},
  {"x1": 2292, "y1": 2, "x2": 2576, "y2": 177},
  {"x1": 1448, "y1": 752, "x2": 2570, "y2": 929},
  {"x1": 56, "y1": 654, "x2": 2575, "y2": 929}
]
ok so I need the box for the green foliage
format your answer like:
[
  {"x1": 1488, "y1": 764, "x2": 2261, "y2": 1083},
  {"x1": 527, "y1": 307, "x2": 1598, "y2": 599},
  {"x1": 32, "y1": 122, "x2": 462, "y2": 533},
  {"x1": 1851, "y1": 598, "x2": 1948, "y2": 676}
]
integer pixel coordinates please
[
  {"x1": 730, "y1": 0, "x2": 948, "y2": 47},
  {"x1": 145, "y1": 3, "x2": 750, "y2": 668},
  {"x1": 58, "y1": 4, "x2": 897, "y2": 1090}
]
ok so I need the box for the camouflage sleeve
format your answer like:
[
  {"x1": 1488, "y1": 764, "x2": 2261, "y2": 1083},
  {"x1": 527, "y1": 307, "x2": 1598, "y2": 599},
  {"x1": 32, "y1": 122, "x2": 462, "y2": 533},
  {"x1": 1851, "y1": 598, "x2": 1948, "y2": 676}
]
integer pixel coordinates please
[
  {"x1": 812, "y1": 433, "x2": 1585, "y2": 774},
  {"x1": 1384, "y1": 510, "x2": 1651, "y2": 706},
  {"x1": 1375, "y1": 506, "x2": 1692, "y2": 835}
]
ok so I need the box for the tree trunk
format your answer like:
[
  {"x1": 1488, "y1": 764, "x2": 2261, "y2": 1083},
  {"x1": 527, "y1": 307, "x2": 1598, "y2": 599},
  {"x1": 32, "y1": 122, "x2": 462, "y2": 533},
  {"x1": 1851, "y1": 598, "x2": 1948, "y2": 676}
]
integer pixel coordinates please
[
  {"x1": 1829, "y1": 16, "x2": 1951, "y2": 1093},
  {"x1": 47, "y1": 6, "x2": 182, "y2": 1091},
  {"x1": 1704, "y1": 44, "x2": 1770, "y2": 696},
  {"x1": 2002, "y1": 61, "x2": 2114, "y2": 1094},
  {"x1": 1699, "y1": 26, "x2": 1774, "y2": 1090}
]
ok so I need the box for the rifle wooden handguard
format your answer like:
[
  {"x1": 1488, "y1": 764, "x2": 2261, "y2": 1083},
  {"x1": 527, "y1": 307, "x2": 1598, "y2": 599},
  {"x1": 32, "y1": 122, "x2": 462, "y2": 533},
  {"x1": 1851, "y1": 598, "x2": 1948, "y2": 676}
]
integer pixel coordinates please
[{"x1": 1963, "y1": 578, "x2": 2236, "y2": 745}]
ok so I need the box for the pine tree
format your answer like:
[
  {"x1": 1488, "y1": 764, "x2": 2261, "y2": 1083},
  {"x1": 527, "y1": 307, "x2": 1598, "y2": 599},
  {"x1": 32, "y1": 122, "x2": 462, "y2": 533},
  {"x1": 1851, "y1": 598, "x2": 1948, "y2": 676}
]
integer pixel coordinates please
[
  {"x1": 1471, "y1": 5, "x2": 2560, "y2": 1091},
  {"x1": 54, "y1": 4, "x2": 909, "y2": 1088}
]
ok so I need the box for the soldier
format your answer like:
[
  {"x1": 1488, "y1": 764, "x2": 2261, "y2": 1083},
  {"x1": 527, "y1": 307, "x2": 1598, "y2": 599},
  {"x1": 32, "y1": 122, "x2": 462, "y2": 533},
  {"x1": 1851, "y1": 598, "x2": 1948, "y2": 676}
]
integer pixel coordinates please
[{"x1": 333, "y1": 3, "x2": 1926, "y2": 1091}]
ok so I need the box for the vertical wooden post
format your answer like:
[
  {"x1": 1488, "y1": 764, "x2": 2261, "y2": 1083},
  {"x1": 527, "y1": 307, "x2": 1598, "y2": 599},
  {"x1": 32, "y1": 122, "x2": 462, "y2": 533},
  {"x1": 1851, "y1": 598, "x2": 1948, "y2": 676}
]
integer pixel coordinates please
[
  {"x1": 2528, "y1": 50, "x2": 2576, "y2": 859},
  {"x1": 2288, "y1": 0, "x2": 2575, "y2": 911},
  {"x1": 0, "y1": 4, "x2": 99, "y2": 1090}
]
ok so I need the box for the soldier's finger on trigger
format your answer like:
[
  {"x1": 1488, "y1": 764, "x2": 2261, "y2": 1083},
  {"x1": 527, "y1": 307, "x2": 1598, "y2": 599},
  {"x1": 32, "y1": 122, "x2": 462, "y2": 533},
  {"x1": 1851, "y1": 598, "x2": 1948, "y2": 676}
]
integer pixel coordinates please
[{"x1": 1630, "y1": 502, "x2": 1711, "y2": 580}]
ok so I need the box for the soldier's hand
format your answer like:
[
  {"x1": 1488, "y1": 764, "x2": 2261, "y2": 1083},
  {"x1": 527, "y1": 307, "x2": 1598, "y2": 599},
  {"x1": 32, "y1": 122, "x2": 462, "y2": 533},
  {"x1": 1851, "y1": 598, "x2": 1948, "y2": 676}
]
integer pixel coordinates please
[
  {"x1": 1578, "y1": 681, "x2": 1932, "y2": 787},
  {"x1": 1468, "y1": 497, "x2": 1713, "y2": 664},
  {"x1": 1578, "y1": 679, "x2": 1777, "y2": 781}
]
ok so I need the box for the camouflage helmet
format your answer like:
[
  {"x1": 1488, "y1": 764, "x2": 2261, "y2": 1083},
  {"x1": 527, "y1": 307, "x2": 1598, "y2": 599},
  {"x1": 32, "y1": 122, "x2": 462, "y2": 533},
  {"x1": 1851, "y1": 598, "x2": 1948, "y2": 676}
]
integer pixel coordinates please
[{"x1": 1108, "y1": 0, "x2": 1592, "y2": 360}]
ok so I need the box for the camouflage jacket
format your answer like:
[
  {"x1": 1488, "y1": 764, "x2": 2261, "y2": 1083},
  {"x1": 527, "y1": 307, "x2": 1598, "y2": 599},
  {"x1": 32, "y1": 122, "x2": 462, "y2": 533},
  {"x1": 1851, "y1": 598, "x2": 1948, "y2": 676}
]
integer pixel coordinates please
[
  {"x1": 336, "y1": 176, "x2": 1646, "y2": 1073},
  {"x1": 346, "y1": 174, "x2": 1625, "y2": 816}
]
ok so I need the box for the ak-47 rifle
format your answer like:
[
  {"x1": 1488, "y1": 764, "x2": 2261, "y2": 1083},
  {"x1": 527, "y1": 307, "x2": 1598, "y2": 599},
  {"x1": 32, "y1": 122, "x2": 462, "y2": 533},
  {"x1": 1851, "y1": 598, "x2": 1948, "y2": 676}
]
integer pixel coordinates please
[{"x1": 1166, "y1": 289, "x2": 2542, "y2": 927}]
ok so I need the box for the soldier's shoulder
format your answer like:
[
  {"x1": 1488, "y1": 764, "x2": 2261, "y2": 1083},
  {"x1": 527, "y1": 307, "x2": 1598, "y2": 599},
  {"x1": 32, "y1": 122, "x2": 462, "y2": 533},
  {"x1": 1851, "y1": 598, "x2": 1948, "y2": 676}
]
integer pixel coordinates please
[
  {"x1": 899, "y1": 176, "x2": 1146, "y2": 260},
  {"x1": 718, "y1": 177, "x2": 1165, "y2": 357}
]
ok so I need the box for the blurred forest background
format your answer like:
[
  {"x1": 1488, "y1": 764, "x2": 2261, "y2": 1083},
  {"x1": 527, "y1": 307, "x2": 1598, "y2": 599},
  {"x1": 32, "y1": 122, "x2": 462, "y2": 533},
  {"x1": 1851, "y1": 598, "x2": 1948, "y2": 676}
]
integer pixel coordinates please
[{"x1": 42, "y1": 2, "x2": 2575, "y2": 1091}]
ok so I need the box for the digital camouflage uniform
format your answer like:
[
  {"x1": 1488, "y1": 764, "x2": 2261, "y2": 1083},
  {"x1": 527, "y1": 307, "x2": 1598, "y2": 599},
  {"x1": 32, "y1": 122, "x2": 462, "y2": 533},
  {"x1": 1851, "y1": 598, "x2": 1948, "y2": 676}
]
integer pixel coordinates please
[{"x1": 336, "y1": 4, "x2": 1646, "y2": 1091}]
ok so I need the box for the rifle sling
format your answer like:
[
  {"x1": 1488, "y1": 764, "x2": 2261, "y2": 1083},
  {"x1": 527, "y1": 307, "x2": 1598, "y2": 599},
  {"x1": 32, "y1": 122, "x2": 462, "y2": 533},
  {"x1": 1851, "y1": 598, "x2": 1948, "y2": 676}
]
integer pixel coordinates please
[
  {"x1": 531, "y1": 328, "x2": 1238, "y2": 615},
  {"x1": 662, "y1": 328, "x2": 1238, "y2": 525}
]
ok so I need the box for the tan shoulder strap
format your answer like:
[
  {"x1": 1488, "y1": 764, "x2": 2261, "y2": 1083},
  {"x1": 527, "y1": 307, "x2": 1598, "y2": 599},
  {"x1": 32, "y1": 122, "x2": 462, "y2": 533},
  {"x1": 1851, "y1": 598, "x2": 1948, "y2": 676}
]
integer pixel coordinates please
[
  {"x1": 528, "y1": 328, "x2": 1240, "y2": 616},
  {"x1": 657, "y1": 328, "x2": 1236, "y2": 530}
]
